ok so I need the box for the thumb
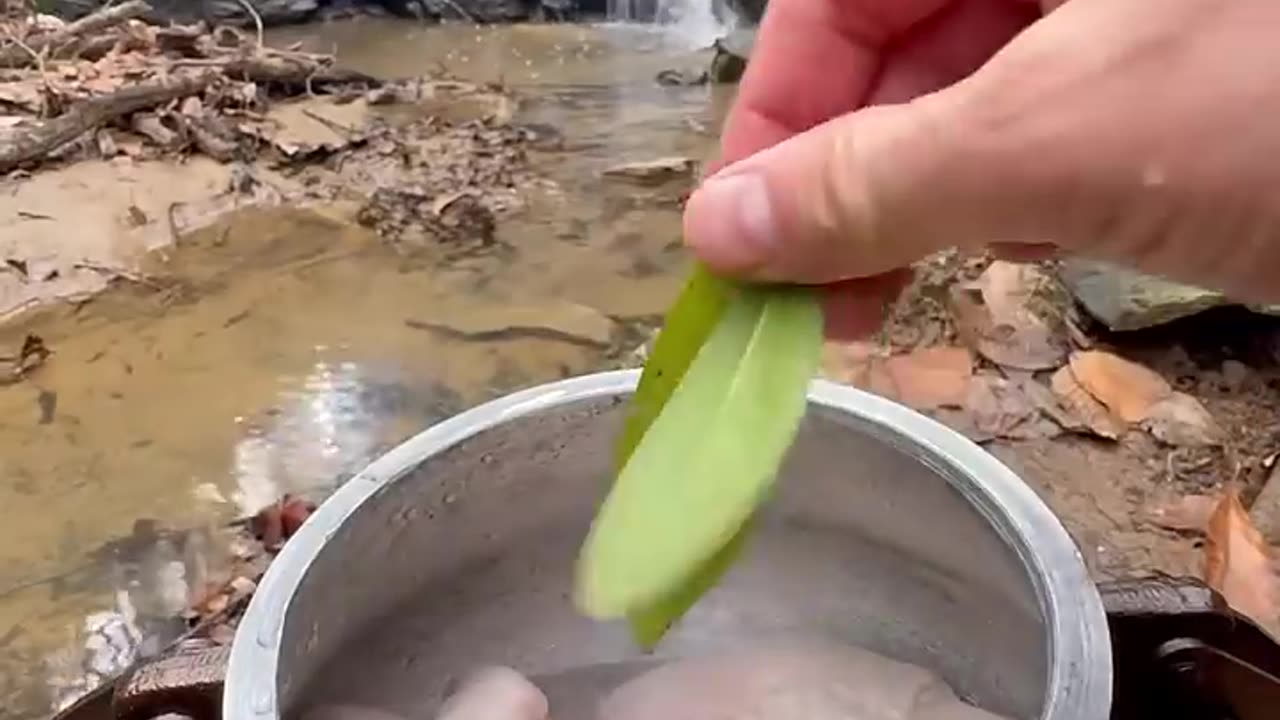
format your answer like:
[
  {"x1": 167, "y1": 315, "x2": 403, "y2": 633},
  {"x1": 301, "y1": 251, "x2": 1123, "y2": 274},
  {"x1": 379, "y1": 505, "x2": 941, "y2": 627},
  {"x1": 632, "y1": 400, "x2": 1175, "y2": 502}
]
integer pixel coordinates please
[{"x1": 683, "y1": 90, "x2": 1004, "y2": 284}]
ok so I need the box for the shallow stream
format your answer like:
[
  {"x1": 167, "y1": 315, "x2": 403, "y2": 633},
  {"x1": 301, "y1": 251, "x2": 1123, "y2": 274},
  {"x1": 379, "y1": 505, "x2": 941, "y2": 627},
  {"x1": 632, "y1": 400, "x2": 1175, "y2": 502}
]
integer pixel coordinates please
[{"x1": 0, "y1": 19, "x2": 731, "y2": 718}]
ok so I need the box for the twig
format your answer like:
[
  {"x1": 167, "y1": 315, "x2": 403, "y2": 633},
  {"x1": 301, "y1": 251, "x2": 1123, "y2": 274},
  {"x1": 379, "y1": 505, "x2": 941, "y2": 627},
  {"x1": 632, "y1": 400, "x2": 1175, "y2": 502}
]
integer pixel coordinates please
[
  {"x1": 73, "y1": 260, "x2": 163, "y2": 289},
  {"x1": 233, "y1": 0, "x2": 264, "y2": 49},
  {"x1": 0, "y1": 27, "x2": 46, "y2": 80},
  {"x1": 0, "y1": 0, "x2": 151, "y2": 67},
  {"x1": 301, "y1": 107, "x2": 354, "y2": 136}
]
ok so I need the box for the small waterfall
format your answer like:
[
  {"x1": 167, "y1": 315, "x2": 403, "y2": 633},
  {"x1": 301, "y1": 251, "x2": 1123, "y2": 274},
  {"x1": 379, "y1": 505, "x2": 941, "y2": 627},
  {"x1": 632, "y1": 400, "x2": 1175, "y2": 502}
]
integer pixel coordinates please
[{"x1": 606, "y1": 0, "x2": 734, "y2": 50}]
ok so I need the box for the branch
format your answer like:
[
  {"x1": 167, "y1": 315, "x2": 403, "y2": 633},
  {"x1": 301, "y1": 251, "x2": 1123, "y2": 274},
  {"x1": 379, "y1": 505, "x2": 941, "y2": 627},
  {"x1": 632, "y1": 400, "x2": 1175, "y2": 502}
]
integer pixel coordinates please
[
  {"x1": 0, "y1": 71, "x2": 216, "y2": 172},
  {"x1": 0, "y1": 0, "x2": 151, "y2": 68}
]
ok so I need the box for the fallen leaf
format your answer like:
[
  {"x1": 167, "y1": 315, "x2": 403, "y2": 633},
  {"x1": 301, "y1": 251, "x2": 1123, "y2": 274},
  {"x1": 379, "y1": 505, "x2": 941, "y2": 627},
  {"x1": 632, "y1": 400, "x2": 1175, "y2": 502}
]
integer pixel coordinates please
[
  {"x1": 963, "y1": 374, "x2": 1061, "y2": 441},
  {"x1": 1011, "y1": 374, "x2": 1085, "y2": 433},
  {"x1": 1144, "y1": 493, "x2": 1218, "y2": 532},
  {"x1": 1204, "y1": 490, "x2": 1280, "y2": 639},
  {"x1": 819, "y1": 341, "x2": 895, "y2": 400},
  {"x1": 881, "y1": 346, "x2": 972, "y2": 410},
  {"x1": 948, "y1": 284, "x2": 1066, "y2": 370},
  {"x1": 0, "y1": 82, "x2": 44, "y2": 113},
  {"x1": 1141, "y1": 392, "x2": 1224, "y2": 448},
  {"x1": 1068, "y1": 350, "x2": 1172, "y2": 423},
  {"x1": 1050, "y1": 365, "x2": 1125, "y2": 439}
]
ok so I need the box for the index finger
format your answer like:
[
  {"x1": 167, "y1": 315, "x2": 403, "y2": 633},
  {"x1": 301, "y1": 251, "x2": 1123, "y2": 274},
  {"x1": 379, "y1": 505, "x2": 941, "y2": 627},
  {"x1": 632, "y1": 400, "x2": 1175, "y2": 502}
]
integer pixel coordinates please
[{"x1": 716, "y1": 0, "x2": 954, "y2": 168}]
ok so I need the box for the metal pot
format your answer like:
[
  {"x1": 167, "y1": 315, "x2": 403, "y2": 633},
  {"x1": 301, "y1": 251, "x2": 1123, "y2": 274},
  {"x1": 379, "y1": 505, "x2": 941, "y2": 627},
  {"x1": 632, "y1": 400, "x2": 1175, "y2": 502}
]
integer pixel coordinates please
[{"x1": 224, "y1": 371, "x2": 1112, "y2": 720}]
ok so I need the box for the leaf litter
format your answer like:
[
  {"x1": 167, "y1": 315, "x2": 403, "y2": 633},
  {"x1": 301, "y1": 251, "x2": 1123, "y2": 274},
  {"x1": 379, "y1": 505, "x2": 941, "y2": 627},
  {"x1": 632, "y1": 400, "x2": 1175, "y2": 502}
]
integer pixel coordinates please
[{"x1": 1205, "y1": 489, "x2": 1280, "y2": 640}]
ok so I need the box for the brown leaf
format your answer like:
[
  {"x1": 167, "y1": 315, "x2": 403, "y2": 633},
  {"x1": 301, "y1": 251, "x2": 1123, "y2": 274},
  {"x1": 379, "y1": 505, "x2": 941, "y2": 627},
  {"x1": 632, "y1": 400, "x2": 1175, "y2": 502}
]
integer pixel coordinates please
[
  {"x1": 978, "y1": 261, "x2": 1045, "y2": 322},
  {"x1": 1141, "y1": 392, "x2": 1224, "y2": 448},
  {"x1": 947, "y1": 374, "x2": 1060, "y2": 442},
  {"x1": 1050, "y1": 365, "x2": 1125, "y2": 439},
  {"x1": 820, "y1": 341, "x2": 896, "y2": 400},
  {"x1": 1068, "y1": 350, "x2": 1172, "y2": 423},
  {"x1": 1144, "y1": 493, "x2": 1218, "y2": 532},
  {"x1": 1011, "y1": 374, "x2": 1086, "y2": 433},
  {"x1": 948, "y1": 284, "x2": 1066, "y2": 370},
  {"x1": 1204, "y1": 490, "x2": 1280, "y2": 639},
  {"x1": 881, "y1": 346, "x2": 972, "y2": 410}
]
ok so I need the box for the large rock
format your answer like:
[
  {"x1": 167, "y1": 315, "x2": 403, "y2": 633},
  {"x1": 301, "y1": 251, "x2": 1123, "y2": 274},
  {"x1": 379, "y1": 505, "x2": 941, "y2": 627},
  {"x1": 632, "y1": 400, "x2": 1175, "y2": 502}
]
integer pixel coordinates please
[
  {"x1": 1059, "y1": 259, "x2": 1280, "y2": 331},
  {"x1": 708, "y1": 26, "x2": 754, "y2": 83},
  {"x1": 717, "y1": 0, "x2": 764, "y2": 24},
  {"x1": 421, "y1": 0, "x2": 529, "y2": 21}
]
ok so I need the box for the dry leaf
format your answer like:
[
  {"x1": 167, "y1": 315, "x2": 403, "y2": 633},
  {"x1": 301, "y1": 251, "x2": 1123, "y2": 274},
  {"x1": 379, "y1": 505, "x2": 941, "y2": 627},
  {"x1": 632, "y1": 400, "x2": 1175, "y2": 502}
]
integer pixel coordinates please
[
  {"x1": 948, "y1": 284, "x2": 1066, "y2": 370},
  {"x1": 1204, "y1": 490, "x2": 1280, "y2": 639},
  {"x1": 820, "y1": 341, "x2": 895, "y2": 399},
  {"x1": 1144, "y1": 493, "x2": 1217, "y2": 532},
  {"x1": 949, "y1": 374, "x2": 1060, "y2": 442},
  {"x1": 1141, "y1": 392, "x2": 1223, "y2": 448},
  {"x1": 1050, "y1": 365, "x2": 1125, "y2": 439},
  {"x1": 1068, "y1": 350, "x2": 1172, "y2": 423},
  {"x1": 1011, "y1": 374, "x2": 1085, "y2": 433},
  {"x1": 978, "y1": 261, "x2": 1047, "y2": 324},
  {"x1": 822, "y1": 344, "x2": 973, "y2": 412},
  {"x1": 881, "y1": 346, "x2": 972, "y2": 410}
]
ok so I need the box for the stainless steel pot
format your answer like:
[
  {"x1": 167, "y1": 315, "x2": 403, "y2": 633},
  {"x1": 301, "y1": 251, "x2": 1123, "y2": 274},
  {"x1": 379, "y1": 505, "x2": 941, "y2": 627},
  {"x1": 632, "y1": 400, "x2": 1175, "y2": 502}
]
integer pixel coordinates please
[{"x1": 224, "y1": 371, "x2": 1112, "y2": 720}]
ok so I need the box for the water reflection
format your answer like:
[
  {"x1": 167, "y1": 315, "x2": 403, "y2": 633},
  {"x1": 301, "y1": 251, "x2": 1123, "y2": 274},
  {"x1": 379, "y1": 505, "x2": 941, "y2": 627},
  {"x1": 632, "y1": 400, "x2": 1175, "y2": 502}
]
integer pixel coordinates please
[{"x1": 231, "y1": 356, "x2": 463, "y2": 516}]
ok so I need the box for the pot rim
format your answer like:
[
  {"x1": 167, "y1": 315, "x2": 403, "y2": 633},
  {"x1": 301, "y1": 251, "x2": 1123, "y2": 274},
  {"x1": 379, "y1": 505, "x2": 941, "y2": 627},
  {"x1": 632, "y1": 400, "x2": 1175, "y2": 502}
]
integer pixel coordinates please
[{"x1": 225, "y1": 370, "x2": 1112, "y2": 720}]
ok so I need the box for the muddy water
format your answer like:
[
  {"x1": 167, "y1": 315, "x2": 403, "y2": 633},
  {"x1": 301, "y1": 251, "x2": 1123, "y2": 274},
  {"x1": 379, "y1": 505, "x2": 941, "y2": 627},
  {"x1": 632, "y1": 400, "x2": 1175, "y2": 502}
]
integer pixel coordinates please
[{"x1": 0, "y1": 20, "x2": 731, "y2": 719}]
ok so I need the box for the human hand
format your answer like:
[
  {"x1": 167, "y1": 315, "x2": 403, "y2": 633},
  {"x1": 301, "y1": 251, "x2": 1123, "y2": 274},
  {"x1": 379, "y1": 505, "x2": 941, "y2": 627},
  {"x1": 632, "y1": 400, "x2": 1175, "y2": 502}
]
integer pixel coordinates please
[{"x1": 683, "y1": 0, "x2": 1280, "y2": 337}]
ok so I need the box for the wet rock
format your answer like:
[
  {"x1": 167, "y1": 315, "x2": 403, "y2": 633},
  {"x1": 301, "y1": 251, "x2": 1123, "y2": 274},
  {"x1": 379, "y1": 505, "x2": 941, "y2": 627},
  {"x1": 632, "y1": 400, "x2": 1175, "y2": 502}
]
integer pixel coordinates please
[
  {"x1": 407, "y1": 301, "x2": 616, "y2": 348},
  {"x1": 421, "y1": 0, "x2": 528, "y2": 21},
  {"x1": 655, "y1": 68, "x2": 708, "y2": 87},
  {"x1": 602, "y1": 156, "x2": 696, "y2": 185},
  {"x1": 708, "y1": 27, "x2": 754, "y2": 83},
  {"x1": 717, "y1": 0, "x2": 765, "y2": 23},
  {"x1": 1059, "y1": 259, "x2": 1280, "y2": 331}
]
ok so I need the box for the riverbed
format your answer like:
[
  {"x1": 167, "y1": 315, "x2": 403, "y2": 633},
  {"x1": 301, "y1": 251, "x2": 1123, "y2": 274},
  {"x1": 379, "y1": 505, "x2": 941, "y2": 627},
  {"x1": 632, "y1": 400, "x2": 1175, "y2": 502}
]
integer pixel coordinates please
[{"x1": 0, "y1": 18, "x2": 732, "y2": 718}]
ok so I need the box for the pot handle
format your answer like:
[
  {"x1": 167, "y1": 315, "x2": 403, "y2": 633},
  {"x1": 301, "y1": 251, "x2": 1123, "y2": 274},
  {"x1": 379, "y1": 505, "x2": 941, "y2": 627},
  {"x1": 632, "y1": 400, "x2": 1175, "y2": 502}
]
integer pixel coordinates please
[
  {"x1": 51, "y1": 640, "x2": 228, "y2": 720},
  {"x1": 1101, "y1": 576, "x2": 1280, "y2": 720}
]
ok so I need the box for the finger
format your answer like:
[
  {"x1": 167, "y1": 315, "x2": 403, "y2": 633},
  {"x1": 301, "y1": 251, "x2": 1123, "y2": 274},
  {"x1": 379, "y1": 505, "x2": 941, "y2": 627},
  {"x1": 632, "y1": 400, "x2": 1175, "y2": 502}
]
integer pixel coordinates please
[
  {"x1": 821, "y1": 270, "x2": 914, "y2": 340},
  {"x1": 865, "y1": 0, "x2": 1038, "y2": 106},
  {"x1": 988, "y1": 241, "x2": 1058, "y2": 262},
  {"x1": 716, "y1": 0, "x2": 953, "y2": 165},
  {"x1": 684, "y1": 2, "x2": 1043, "y2": 284}
]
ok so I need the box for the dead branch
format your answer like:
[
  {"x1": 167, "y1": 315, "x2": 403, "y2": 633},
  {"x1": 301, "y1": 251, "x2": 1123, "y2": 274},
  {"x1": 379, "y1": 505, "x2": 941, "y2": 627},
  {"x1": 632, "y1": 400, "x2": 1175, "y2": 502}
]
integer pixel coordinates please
[
  {"x1": 0, "y1": 71, "x2": 215, "y2": 172},
  {"x1": 174, "y1": 51, "x2": 379, "y2": 87},
  {"x1": 0, "y1": 0, "x2": 151, "y2": 67}
]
